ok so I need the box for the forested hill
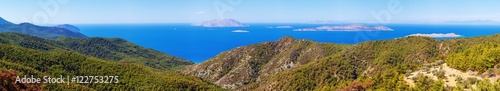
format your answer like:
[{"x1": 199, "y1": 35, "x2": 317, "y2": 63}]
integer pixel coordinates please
[
  {"x1": 182, "y1": 36, "x2": 348, "y2": 89},
  {"x1": 186, "y1": 34, "x2": 500, "y2": 90},
  {"x1": 0, "y1": 32, "x2": 193, "y2": 69},
  {"x1": 0, "y1": 17, "x2": 86, "y2": 38},
  {"x1": 0, "y1": 42, "x2": 222, "y2": 90}
]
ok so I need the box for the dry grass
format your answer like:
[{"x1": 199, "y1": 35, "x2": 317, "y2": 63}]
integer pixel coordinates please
[{"x1": 404, "y1": 63, "x2": 500, "y2": 88}]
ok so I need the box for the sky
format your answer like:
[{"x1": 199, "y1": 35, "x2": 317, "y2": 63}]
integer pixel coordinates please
[{"x1": 0, "y1": 0, "x2": 499, "y2": 24}]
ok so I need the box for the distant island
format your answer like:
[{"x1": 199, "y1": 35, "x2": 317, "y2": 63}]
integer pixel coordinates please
[
  {"x1": 406, "y1": 33, "x2": 462, "y2": 38},
  {"x1": 192, "y1": 19, "x2": 249, "y2": 27},
  {"x1": 294, "y1": 24, "x2": 393, "y2": 31},
  {"x1": 232, "y1": 30, "x2": 249, "y2": 33},
  {"x1": 0, "y1": 17, "x2": 86, "y2": 38},
  {"x1": 307, "y1": 20, "x2": 350, "y2": 24},
  {"x1": 445, "y1": 20, "x2": 500, "y2": 25},
  {"x1": 268, "y1": 26, "x2": 293, "y2": 28}
]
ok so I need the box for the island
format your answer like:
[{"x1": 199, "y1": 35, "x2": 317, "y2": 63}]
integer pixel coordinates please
[
  {"x1": 307, "y1": 20, "x2": 349, "y2": 24},
  {"x1": 445, "y1": 20, "x2": 500, "y2": 25},
  {"x1": 269, "y1": 26, "x2": 293, "y2": 28},
  {"x1": 232, "y1": 30, "x2": 249, "y2": 33},
  {"x1": 294, "y1": 24, "x2": 393, "y2": 31},
  {"x1": 406, "y1": 33, "x2": 462, "y2": 38},
  {"x1": 192, "y1": 19, "x2": 249, "y2": 27},
  {"x1": 0, "y1": 17, "x2": 87, "y2": 38}
]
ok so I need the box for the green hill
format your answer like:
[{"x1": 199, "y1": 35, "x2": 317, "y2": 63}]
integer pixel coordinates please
[
  {"x1": 242, "y1": 36, "x2": 439, "y2": 90},
  {"x1": 0, "y1": 32, "x2": 192, "y2": 69},
  {"x1": 0, "y1": 40, "x2": 222, "y2": 90},
  {"x1": 182, "y1": 36, "x2": 348, "y2": 89}
]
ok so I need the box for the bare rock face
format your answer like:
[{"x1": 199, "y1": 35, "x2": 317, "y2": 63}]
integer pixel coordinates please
[{"x1": 182, "y1": 36, "x2": 345, "y2": 89}]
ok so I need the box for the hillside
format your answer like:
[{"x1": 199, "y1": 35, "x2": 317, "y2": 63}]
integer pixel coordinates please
[
  {"x1": 185, "y1": 34, "x2": 500, "y2": 90},
  {"x1": 243, "y1": 36, "x2": 440, "y2": 90},
  {"x1": 0, "y1": 43, "x2": 222, "y2": 90},
  {"x1": 0, "y1": 17, "x2": 86, "y2": 38},
  {"x1": 0, "y1": 32, "x2": 192, "y2": 69},
  {"x1": 182, "y1": 36, "x2": 348, "y2": 89}
]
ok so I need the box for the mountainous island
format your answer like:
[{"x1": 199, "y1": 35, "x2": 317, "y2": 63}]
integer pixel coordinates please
[
  {"x1": 0, "y1": 17, "x2": 86, "y2": 38},
  {"x1": 192, "y1": 19, "x2": 249, "y2": 27}
]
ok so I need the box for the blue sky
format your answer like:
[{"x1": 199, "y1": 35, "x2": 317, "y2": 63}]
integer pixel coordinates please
[{"x1": 0, "y1": 0, "x2": 499, "y2": 24}]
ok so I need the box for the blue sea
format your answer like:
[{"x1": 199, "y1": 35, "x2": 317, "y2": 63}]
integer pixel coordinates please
[{"x1": 77, "y1": 24, "x2": 500, "y2": 63}]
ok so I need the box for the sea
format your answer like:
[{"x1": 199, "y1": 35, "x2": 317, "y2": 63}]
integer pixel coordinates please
[{"x1": 76, "y1": 23, "x2": 500, "y2": 63}]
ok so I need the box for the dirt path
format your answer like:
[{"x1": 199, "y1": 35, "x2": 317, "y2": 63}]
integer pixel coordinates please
[{"x1": 404, "y1": 63, "x2": 496, "y2": 88}]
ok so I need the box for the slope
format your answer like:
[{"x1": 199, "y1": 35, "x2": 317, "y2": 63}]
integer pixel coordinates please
[
  {"x1": 190, "y1": 34, "x2": 500, "y2": 90},
  {"x1": 245, "y1": 36, "x2": 440, "y2": 90},
  {"x1": 0, "y1": 43, "x2": 222, "y2": 90},
  {"x1": 182, "y1": 36, "x2": 348, "y2": 89},
  {"x1": 0, "y1": 32, "x2": 192, "y2": 69}
]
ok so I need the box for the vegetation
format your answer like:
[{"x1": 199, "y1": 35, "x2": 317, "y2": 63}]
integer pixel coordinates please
[
  {"x1": 0, "y1": 43, "x2": 222, "y2": 90},
  {"x1": 410, "y1": 75, "x2": 445, "y2": 91},
  {"x1": 0, "y1": 32, "x2": 192, "y2": 69},
  {"x1": 183, "y1": 36, "x2": 349, "y2": 89},
  {"x1": 263, "y1": 55, "x2": 359, "y2": 90},
  {"x1": 223, "y1": 36, "x2": 438, "y2": 90},
  {"x1": 446, "y1": 42, "x2": 500, "y2": 72},
  {"x1": 191, "y1": 34, "x2": 500, "y2": 91}
]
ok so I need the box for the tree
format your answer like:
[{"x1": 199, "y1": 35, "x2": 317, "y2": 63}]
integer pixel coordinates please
[
  {"x1": 337, "y1": 80, "x2": 373, "y2": 91},
  {"x1": 476, "y1": 79, "x2": 494, "y2": 91},
  {"x1": 430, "y1": 79, "x2": 445, "y2": 91},
  {"x1": 435, "y1": 70, "x2": 446, "y2": 79}
]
